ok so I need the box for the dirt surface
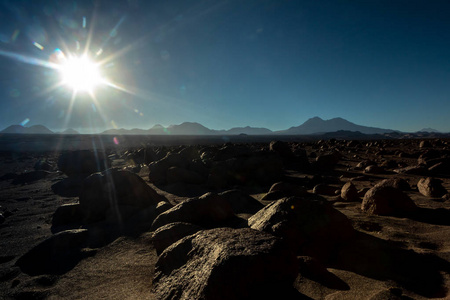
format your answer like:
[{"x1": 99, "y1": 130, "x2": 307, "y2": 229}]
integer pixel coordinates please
[{"x1": 0, "y1": 136, "x2": 449, "y2": 299}]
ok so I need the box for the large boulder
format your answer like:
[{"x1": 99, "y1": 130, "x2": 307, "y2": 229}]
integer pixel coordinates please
[
  {"x1": 417, "y1": 177, "x2": 447, "y2": 198},
  {"x1": 218, "y1": 189, "x2": 264, "y2": 214},
  {"x1": 248, "y1": 197, "x2": 354, "y2": 261},
  {"x1": 361, "y1": 184, "x2": 417, "y2": 216},
  {"x1": 153, "y1": 228, "x2": 298, "y2": 300},
  {"x1": 151, "y1": 192, "x2": 235, "y2": 230},
  {"x1": 79, "y1": 169, "x2": 167, "y2": 222},
  {"x1": 15, "y1": 229, "x2": 90, "y2": 275},
  {"x1": 57, "y1": 150, "x2": 111, "y2": 177},
  {"x1": 166, "y1": 166, "x2": 206, "y2": 184}
]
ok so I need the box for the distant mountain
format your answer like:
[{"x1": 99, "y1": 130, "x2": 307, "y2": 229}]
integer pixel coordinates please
[
  {"x1": 225, "y1": 126, "x2": 273, "y2": 135},
  {"x1": 0, "y1": 124, "x2": 54, "y2": 134},
  {"x1": 61, "y1": 128, "x2": 80, "y2": 135},
  {"x1": 165, "y1": 122, "x2": 213, "y2": 135},
  {"x1": 418, "y1": 128, "x2": 440, "y2": 133},
  {"x1": 276, "y1": 117, "x2": 396, "y2": 135}
]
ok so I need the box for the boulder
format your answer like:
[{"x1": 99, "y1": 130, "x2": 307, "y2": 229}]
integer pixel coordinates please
[
  {"x1": 261, "y1": 182, "x2": 308, "y2": 201},
  {"x1": 417, "y1": 177, "x2": 447, "y2": 198},
  {"x1": 218, "y1": 189, "x2": 264, "y2": 214},
  {"x1": 34, "y1": 159, "x2": 53, "y2": 171},
  {"x1": 269, "y1": 140, "x2": 294, "y2": 158},
  {"x1": 362, "y1": 185, "x2": 417, "y2": 216},
  {"x1": 151, "y1": 192, "x2": 235, "y2": 230},
  {"x1": 151, "y1": 222, "x2": 203, "y2": 255},
  {"x1": 375, "y1": 178, "x2": 410, "y2": 191},
  {"x1": 57, "y1": 150, "x2": 111, "y2": 177},
  {"x1": 52, "y1": 203, "x2": 83, "y2": 228},
  {"x1": 153, "y1": 228, "x2": 298, "y2": 300},
  {"x1": 340, "y1": 182, "x2": 359, "y2": 202},
  {"x1": 15, "y1": 229, "x2": 90, "y2": 275},
  {"x1": 12, "y1": 170, "x2": 50, "y2": 184},
  {"x1": 166, "y1": 166, "x2": 206, "y2": 184},
  {"x1": 79, "y1": 169, "x2": 167, "y2": 222},
  {"x1": 393, "y1": 165, "x2": 428, "y2": 175},
  {"x1": 314, "y1": 152, "x2": 341, "y2": 170},
  {"x1": 313, "y1": 184, "x2": 339, "y2": 196},
  {"x1": 364, "y1": 165, "x2": 384, "y2": 174},
  {"x1": 248, "y1": 197, "x2": 354, "y2": 261}
]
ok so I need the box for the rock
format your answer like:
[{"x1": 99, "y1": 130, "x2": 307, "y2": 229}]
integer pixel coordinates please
[
  {"x1": 419, "y1": 140, "x2": 432, "y2": 148},
  {"x1": 269, "y1": 140, "x2": 294, "y2": 158},
  {"x1": 151, "y1": 222, "x2": 203, "y2": 255},
  {"x1": 57, "y1": 150, "x2": 111, "y2": 177},
  {"x1": 340, "y1": 182, "x2": 359, "y2": 202},
  {"x1": 15, "y1": 229, "x2": 91, "y2": 275},
  {"x1": 375, "y1": 178, "x2": 411, "y2": 191},
  {"x1": 166, "y1": 166, "x2": 206, "y2": 184},
  {"x1": 148, "y1": 152, "x2": 184, "y2": 184},
  {"x1": 393, "y1": 165, "x2": 428, "y2": 175},
  {"x1": 34, "y1": 159, "x2": 53, "y2": 171},
  {"x1": 417, "y1": 177, "x2": 447, "y2": 198},
  {"x1": 364, "y1": 165, "x2": 384, "y2": 174},
  {"x1": 297, "y1": 256, "x2": 349, "y2": 290},
  {"x1": 361, "y1": 185, "x2": 417, "y2": 216},
  {"x1": 248, "y1": 197, "x2": 354, "y2": 261},
  {"x1": 79, "y1": 169, "x2": 167, "y2": 222},
  {"x1": 151, "y1": 192, "x2": 235, "y2": 230},
  {"x1": 52, "y1": 203, "x2": 83, "y2": 228},
  {"x1": 313, "y1": 184, "x2": 339, "y2": 196},
  {"x1": 355, "y1": 160, "x2": 376, "y2": 170},
  {"x1": 0, "y1": 172, "x2": 17, "y2": 181},
  {"x1": 261, "y1": 182, "x2": 308, "y2": 201},
  {"x1": 153, "y1": 227, "x2": 298, "y2": 300},
  {"x1": 314, "y1": 152, "x2": 341, "y2": 170},
  {"x1": 0, "y1": 213, "x2": 4, "y2": 224},
  {"x1": 218, "y1": 189, "x2": 264, "y2": 214}
]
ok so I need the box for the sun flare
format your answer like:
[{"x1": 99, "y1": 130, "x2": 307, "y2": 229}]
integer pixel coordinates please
[{"x1": 59, "y1": 55, "x2": 103, "y2": 92}]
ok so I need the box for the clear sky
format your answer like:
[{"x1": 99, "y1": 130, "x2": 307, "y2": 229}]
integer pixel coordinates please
[{"x1": 0, "y1": 0, "x2": 449, "y2": 133}]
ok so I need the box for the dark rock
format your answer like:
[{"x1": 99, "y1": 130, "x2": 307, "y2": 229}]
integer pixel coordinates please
[
  {"x1": 417, "y1": 177, "x2": 447, "y2": 198},
  {"x1": 314, "y1": 152, "x2": 341, "y2": 170},
  {"x1": 313, "y1": 184, "x2": 339, "y2": 196},
  {"x1": 376, "y1": 178, "x2": 411, "y2": 191},
  {"x1": 297, "y1": 256, "x2": 349, "y2": 290},
  {"x1": 393, "y1": 165, "x2": 428, "y2": 175},
  {"x1": 151, "y1": 192, "x2": 235, "y2": 230},
  {"x1": 151, "y1": 222, "x2": 203, "y2": 255},
  {"x1": 340, "y1": 182, "x2": 359, "y2": 202},
  {"x1": 355, "y1": 160, "x2": 376, "y2": 170},
  {"x1": 218, "y1": 189, "x2": 264, "y2": 214},
  {"x1": 0, "y1": 172, "x2": 17, "y2": 181},
  {"x1": 153, "y1": 227, "x2": 298, "y2": 300},
  {"x1": 15, "y1": 229, "x2": 91, "y2": 275},
  {"x1": 419, "y1": 140, "x2": 433, "y2": 148},
  {"x1": 34, "y1": 159, "x2": 53, "y2": 171},
  {"x1": 248, "y1": 196, "x2": 354, "y2": 261},
  {"x1": 261, "y1": 182, "x2": 308, "y2": 201},
  {"x1": 364, "y1": 165, "x2": 384, "y2": 174},
  {"x1": 0, "y1": 213, "x2": 4, "y2": 224},
  {"x1": 362, "y1": 184, "x2": 417, "y2": 216},
  {"x1": 166, "y1": 166, "x2": 206, "y2": 184},
  {"x1": 79, "y1": 169, "x2": 167, "y2": 222},
  {"x1": 57, "y1": 150, "x2": 111, "y2": 177},
  {"x1": 269, "y1": 140, "x2": 294, "y2": 158},
  {"x1": 52, "y1": 203, "x2": 83, "y2": 228}
]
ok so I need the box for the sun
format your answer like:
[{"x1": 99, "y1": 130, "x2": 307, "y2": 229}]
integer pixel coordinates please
[{"x1": 59, "y1": 55, "x2": 103, "y2": 92}]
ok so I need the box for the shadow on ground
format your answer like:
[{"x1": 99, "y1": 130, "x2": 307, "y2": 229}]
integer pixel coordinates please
[{"x1": 332, "y1": 231, "x2": 450, "y2": 298}]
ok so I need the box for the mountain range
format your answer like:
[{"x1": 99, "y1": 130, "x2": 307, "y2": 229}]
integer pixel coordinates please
[{"x1": 0, "y1": 117, "x2": 443, "y2": 136}]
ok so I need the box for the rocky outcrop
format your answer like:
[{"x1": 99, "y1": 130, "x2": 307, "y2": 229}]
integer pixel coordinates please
[{"x1": 152, "y1": 228, "x2": 298, "y2": 300}]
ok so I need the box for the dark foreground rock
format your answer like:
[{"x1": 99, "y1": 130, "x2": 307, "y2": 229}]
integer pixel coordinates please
[
  {"x1": 151, "y1": 222, "x2": 203, "y2": 255},
  {"x1": 15, "y1": 229, "x2": 92, "y2": 275},
  {"x1": 79, "y1": 169, "x2": 167, "y2": 223},
  {"x1": 153, "y1": 227, "x2": 298, "y2": 300},
  {"x1": 248, "y1": 196, "x2": 354, "y2": 261}
]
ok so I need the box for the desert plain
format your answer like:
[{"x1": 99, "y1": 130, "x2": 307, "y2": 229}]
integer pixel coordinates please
[{"x1": 0, "y1": 133, "x2": 449, "y2": 299}]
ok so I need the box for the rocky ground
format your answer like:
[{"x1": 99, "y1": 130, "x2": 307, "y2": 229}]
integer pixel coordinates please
[{"x1": 0, "y1": 137, "x2": 449, "y2": 299}]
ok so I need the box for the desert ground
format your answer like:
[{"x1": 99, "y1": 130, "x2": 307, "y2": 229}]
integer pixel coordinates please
[{"x1": 0, "y1": 134, "x2": 449, "y2": 299}]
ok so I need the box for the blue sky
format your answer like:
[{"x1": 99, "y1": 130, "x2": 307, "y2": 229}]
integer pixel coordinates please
[{"x1": 0, "y1": 0, "x2": 449, "y2": 133}]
